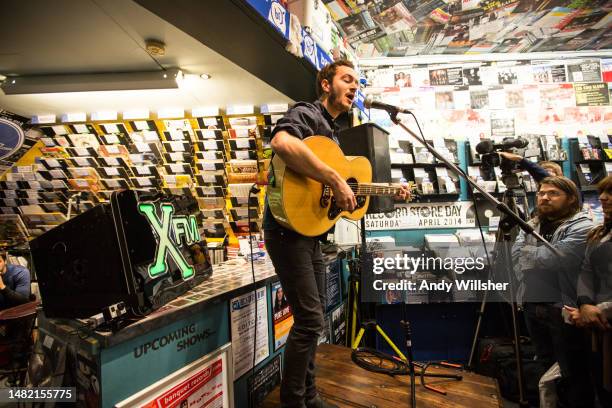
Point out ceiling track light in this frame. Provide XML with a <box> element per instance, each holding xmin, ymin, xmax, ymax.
<box><xmin>0</xmin><ymin>68</ymin><xmax>182</xmax><ymax>95</ymax></box>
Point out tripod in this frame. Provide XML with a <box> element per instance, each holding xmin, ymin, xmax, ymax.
<box><xmin>347</xmin><ymin>218</ymin><xmax>462</xmax><ymax>408</ymax></box>
<box><xmin>467</xmin><ymin>170</ymin><xmax>530</xmax><ymax>407</ymax></box>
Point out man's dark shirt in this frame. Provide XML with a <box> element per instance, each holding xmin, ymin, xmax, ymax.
<box><xmin>518</xmin><ymin>158</ymin><xmax>551</xmax><ymax>183</ymax></box>
<box><xmin>538</xmin><ymin>218</ymin><xmax>562</xmax><ymax>245</ymax></box>
<box><xmin>525</xmin><ymin>217</ymin><xmax>562</xmax><ymax>303</ymax></box>
<box><xmin>263</xmin><ymin>100</ymin><xmax>340</xmax><ymax>231</ymax></box>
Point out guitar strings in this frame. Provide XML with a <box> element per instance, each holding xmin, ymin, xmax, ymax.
<box><xmin>323</xmin><ymin>183</ymin><xmax>415</xmax><ymax>196</ymax></box>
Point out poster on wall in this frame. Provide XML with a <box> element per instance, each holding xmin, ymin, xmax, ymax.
<box><xmin>505</xmin><ymin>87</ymin><xmax>525</xmax><ymax>108</ymax></box>
<box><xmin>470</xmin><ymin>88</ymin><xmax>489</xmax><ymax>109</ymax></box>
<box><xmin>393</xmin><ymin>67</ymin><xmax>412</xmax><ymax>87</ymax></box>
<box><xmin>271</xmin><ymin>281</ymin><xmax>293</xmax><ymax>351</ymax></box>
<box><xmin>540</xmin><ymin>84</ymin><xmax>575</xmax><ymax>109</ymax></box>
<box><xmin>116</xmin><ymin>343</ymin><xmax>232</xmax><ymax>408</ymax></box>
<box><xmin>491</xmin><ymin>110</ymin><xmax>515</xmax><ymax>138</ymax></box>
<box><xmin>496</xmin><ymin>66</ymin><xmax>519</xmax><ymax>84</ymax></box>
<box><xmin>435</xmin><ymin>91</ymin><xmax>455</xmax><ymax>109</ymax></box>
<box><xmin>575</xmin><ymin>83</ymin><xmax>610</xmax><ymax>106</ymax></box>
<box><xmin>230</xmin><ymin>287</ymin><xmax>269</xmax><ymax>378</ymax></box>
<box><xmin>602</xmin><ymin>59</ymin><xmax>612</xmax><ymax>82</ymax></box>
<box><xmin>247</xmin><ymin>354</ymin><xmax>281</xmax><ymax>408</ymax></box>
<box><xmin>446</xmin><ymin>67</ymin><xmax>464</xmax><ymax>85</ymax></box>
<box><xmin>319</xmin><ymin>315</ymin><xmax>331</xmax><ymax>345</ymax></box>
<box><xmin>325</xmin><ymin>260</ymin><xmax>341</xmax><ymax>312</ymax></box>
<box><xmin>429</xmin><ymin>68</ymin><xmax>449</xmax><ymax>86</ymax></box>
<box><xmin>530</xmin><ymin>63</ymin><xmax>566</xmax><ymax>83</ymax></box>
<box><xmin>567</xmin><ymin>60</ymin><xmax>602</xmax><ymax>83</ymax></box>
<box><xmin>583</xmin><ymin>194</ymin><xmax>605</xmax><ymax>225</ymax></box>
<box><xmin>330</xmin><ymin>303</ymin><xmax>346</xmax><ymax>346</ymax></box>
<box><xmin>463</xmin><ymin>66</ymin><xmax>482</xmax><ymax>85</ymax></box>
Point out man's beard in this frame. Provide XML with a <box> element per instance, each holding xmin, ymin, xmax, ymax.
<box><xmin>538</xmin><ymin>204</ymin><xmax>571</xmax><ymax>220</ymax></box>
<box><xmin>328</xmin><ymin>86</ymin><xmax>347</xmax><ymax>112</ymax></box>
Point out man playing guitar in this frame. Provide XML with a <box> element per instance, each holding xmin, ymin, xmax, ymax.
<box><xmin>263</xmin><ymin>60</ymin><xmax>410</xmax><ymax>408</ymax></box>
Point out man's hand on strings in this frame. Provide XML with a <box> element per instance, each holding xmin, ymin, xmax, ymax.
<box><xmin>395</xmin><ymin>183</ymin><xmax>412</xmax><ymax>202</ymax></box>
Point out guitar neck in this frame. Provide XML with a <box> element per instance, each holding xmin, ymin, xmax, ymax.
<box><xmin>347</xmin><ymin>183</ymin><xmax>411</xmax><ymax>197</ymax></box>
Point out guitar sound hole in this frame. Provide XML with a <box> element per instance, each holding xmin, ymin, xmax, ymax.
<box><xmin>346</xmin><ymin>177</ymin><xmax>366</xmax><ymax>209</ymax></box>
<box><xmin>327</xmin><ymin>177</ymin><xmax>365</xmax><ymax>220</ymax></box>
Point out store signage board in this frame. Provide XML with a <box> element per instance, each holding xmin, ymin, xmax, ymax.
<box><xmin>302</xmin><ymin>30</ymin><xmax>318</xmax><ymax>67</ymax></box>
<box><xmin>138</xmin><ymin>201</ymin><xmax>201</xmax><ymax>279</ymax></box>
<box><xmin>365</xmin><ymin>201</ymin><xmax>489</xmax><ymax>230</ymax></box>
<box><xmin>0</xmin><ymin>117</ymin><xmax>25</xmax><ymax>160</ymax></box>
<box><xmin>268</xmin><ymin>0</ymin><xmax>289</xmax><ymax>38</ymax></box>
<box><xmin>317</xmin><ymin>45</ymin><xmax>333</xmax><ymax>71</ymax></box>
<box><xmin>244</xmin><ymin>0</ymin><xmax>289</xmax><ymax>39</ymax></box>
<box><xmin>115</xmin><ymin>342</ymin><xmax>233</xmax><ymax>408</ymax></box>
<box><xmin>103</xmin><ymin>302</ymin><xmax>230</xmax><ymax>407</ymax></box>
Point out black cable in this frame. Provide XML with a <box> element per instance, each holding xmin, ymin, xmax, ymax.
<box><xmin>407</xmin><ymin>111</ymin><xmax>471</xmax><ymax>180</ymax></box>
<box><xmin>467</xmin><ymin>183</ymin><xmax>494</xmax><ymax>285</ymax></box>
<box><xmin>67</xmin><ymin>320</ymin><xmax>95</xmax><ymax>340</ymax></box>
<box><xmin>404</xmin><ymin>110</ymin><xmax>498</xmax><ymax>361</ymax></box>
<box><xmin>404</xmin><ymin>110</ymin><xmax>493</xmax><ymax>287</ymax></box>
<box><xmin>247</xmin><ymin>183</ymin><xmax>260</xmax><ymax>407</ymax></box>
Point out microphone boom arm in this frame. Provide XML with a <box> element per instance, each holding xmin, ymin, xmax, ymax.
<box><xmin>388</xmin><ymin>111</ymin><xmax>561</xmax><ymax>257</ymax></box>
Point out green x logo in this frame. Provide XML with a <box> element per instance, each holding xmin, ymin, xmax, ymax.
<box><xmin>138</xmin><ymin>202</ymin><xmax>195</xmax><ymax>279</ymax></box>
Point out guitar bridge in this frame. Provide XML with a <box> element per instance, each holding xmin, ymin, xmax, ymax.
<box><xmin>328</xmin><ymin>198</ymin><xmax>342</xmax><ymax>220</ymax></box>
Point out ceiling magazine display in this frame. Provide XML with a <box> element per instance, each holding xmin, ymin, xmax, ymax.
<box><xmin>325</xmin><ymin>0</ymin><xmax>611</xmax><ymax>58</ymax></box>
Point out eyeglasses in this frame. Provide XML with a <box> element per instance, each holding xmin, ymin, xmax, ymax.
<box><xmin>536</xmin><ymin>190</ymin><xmax>565</xmax><ymax>198</ymax></box>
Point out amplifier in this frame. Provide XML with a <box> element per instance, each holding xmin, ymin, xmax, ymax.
<box><xmin>337</xmin><ymin>123</ymin><xmax>393</xmax><ymax>214</ymax></box>
<box><xmin>30</xmin><ymin>190</ymin><xmax>212</xmax><ymax>318</ymax></box>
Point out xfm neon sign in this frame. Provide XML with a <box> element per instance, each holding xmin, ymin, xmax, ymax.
<box><xmin>138</xmin><ymin>202</ymin><xmax>201</xmax><ymax>279</ymax></box>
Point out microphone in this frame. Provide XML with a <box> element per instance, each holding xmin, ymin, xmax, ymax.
<box><xmin>364</xmin><ymin>95</ymin><xmax>412</xmax><ymax>114</ymax></box>
<box><xmin>475</xmin><ymin>138</ymin><xmax>529</xmax><ymax>154</ymax></box>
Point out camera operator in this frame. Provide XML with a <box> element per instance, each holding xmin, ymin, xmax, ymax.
<box><xmin>498</xmin><ymin>151</ymin><xmax>563</xmax><ymax>182</ymax></box>
<box><xmin>512</xmin><ymin>177</ymin><xmax>594</xmax><ymax>407</ymax></box>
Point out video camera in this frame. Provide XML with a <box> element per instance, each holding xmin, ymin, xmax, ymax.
<box><xmin>475</xmin><ymin>138</ymin><xmax>529</xmax><ymax>181</ymax></box>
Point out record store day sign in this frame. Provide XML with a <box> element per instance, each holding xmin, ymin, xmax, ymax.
<box><xmin>365</xmin><ymin>202</ymin><xmax>477</xmax><ymax>230</ymax></box>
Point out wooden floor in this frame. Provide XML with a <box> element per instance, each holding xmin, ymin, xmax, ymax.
<box><xmin>262</xmin><ymin>344</ymin><xmax>502</xmax><ymax>408</ymax></box>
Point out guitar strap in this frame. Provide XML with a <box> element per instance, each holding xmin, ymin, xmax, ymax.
<box><xmin>268</xmin><ymin>154</ymin><xmax>276</xmax><ymax>187</ymax></box>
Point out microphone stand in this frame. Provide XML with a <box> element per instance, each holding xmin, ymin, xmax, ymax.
<box><xmin>386</xmin><ymin>109</ymin><xmax>560</xmax><ymax>408</ymax></box>
<box><xmin>387</xmin><ymin>110</ymin><xmax>559</xmax><ymax>256</ymax></box>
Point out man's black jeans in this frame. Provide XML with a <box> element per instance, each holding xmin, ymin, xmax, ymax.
<box><xmin>523</xmin><ymin>303</ymin><xmax>594</xmax><ymax>408</ymax></box>
<box><xmin>265</xmin><ymin>228</ymin><xmax>326</xmax><ymax>408</ymax></box>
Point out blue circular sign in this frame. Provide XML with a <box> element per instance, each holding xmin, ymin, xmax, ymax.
<box><xmin>0</xmin><ymin>118</ymin><xmax>24</xmax><ymax>160</ymax></box>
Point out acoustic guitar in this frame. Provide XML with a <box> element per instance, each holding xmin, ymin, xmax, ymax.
<box><xmin>267</xmin><ymin>135</ymin><xmax>414</xmax><ymax>237</ymax></box>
